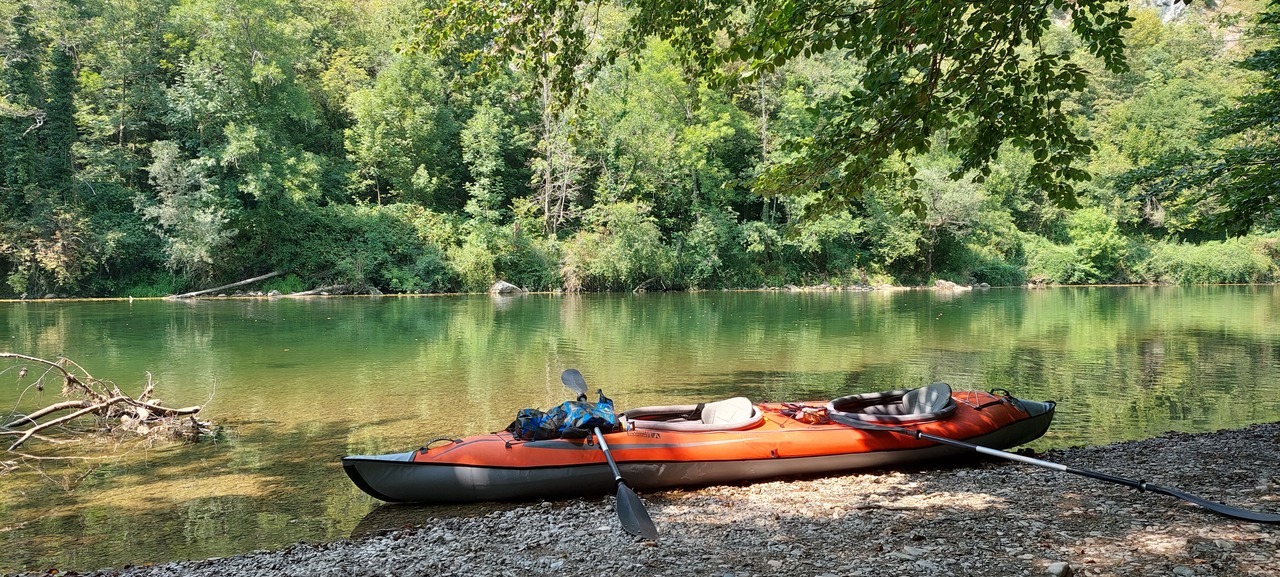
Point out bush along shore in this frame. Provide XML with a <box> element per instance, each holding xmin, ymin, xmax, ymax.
<box><xmin>31</xmin><ymin>422</ymin><xmax>1278</xmax><ymax>577</ymax></box>
<box><xmin>7</xmin><ymin>226</ymin><xmax>1280</xmax><ymax>301</ymax></box>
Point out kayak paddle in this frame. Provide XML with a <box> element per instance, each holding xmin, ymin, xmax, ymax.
<box><xmin>559</xmin><ymin>369</ymin><xmax>659</xmax><ymax>539</ymax></box>
<box><xmin>828</xmin><ymin>413</ymin><xmax>1280</xmax><ymax>524</ymax></box>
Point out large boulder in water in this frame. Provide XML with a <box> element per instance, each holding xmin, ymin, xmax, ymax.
<box><xmin>489</xmin><ymin>280</ymin><xmax>523</xmax><ymax>295</ymax></box>
<box><xmin>933</xmin><ymin>279</ymin><xmax>971</xmax><ymax>291</ymax></box>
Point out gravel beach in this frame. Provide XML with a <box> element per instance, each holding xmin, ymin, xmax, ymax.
<box><xmin>43</xmin><ymin>422</ymin><xmax>1280</xmax><ymax>577</ymax></box>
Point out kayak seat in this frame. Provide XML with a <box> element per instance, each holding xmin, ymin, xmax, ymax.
<box><xmin>903</xmin><ymin>382</ymin><xmax>954</xmax><ymax>414</ymax></box>
<box><xmin>622</xmin><ymin>397</ymin><xmax>764</xmax><ymax>432</ymax></box>
<box><xmin>825</xmin><ymin>382</ymin><xmax>957</xmax><ymax>425</ymax></box>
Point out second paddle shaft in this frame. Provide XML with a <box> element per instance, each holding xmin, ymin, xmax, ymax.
<box><xmin>593</xmin><ymin>427</ymin><xmax>625</xmax><ymax>481</ymax></box>
<box><xmin>914</xmin><ymin>429</ymin><xmax>1149</xmax><ymax>491</ymax></box>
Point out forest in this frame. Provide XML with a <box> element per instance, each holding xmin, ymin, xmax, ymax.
<box><xmin>1</xmin><ymin>0</ymin><xmax>1279</xmax><ymax>297</ymax></box>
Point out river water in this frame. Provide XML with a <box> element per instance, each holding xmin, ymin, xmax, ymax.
<box><xmin>1</xmin><ymin>287</ymin><xmax>1278</xmax><ymax>572</ymax></box>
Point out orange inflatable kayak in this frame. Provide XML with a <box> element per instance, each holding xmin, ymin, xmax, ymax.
<box><xmin>343</xmin><ymin>386</ymin><xmax>1054</xmax><ymax>503</ymax></box>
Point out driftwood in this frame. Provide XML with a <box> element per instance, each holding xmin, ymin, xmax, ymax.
<box><xmin>168</xmin><ymin>270</ymin><xmax>284</xmax><ymax>299</ymax></box>
<box><xmin>1</xmin><ymin>353</ymin><xmax>210</xmax><ymax>453</ymax></box>
<box><xmin>285</xmin><ymin>284</ymin><xmax>351</xmax><ymax>297</ymax></box>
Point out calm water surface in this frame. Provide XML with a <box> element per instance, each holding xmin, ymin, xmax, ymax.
<box><xmin>1</xmin><ymin>287</ymin><xmax>1278</xmax><ymax>571</ymax></box>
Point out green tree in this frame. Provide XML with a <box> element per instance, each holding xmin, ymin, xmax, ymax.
<box><xmin>1065</xmin><ymin>206</ymin><xmax>1131</xmax><ymax>282</ymax></box>
<box><xmin>163</xmin><ymin>0</ymin><xmax>353</xmax><ymax>277</ymax></box>
<box><xmin>1125</xmin><ymin>0</ymin><xmax>1280</xmax><ymax>236</ymax></box>
<box><xmin>914</xmin><ymin>153</ymin><xmax>989</xmax><ymax>276</ymax></box>
<box><xmin>579</xmin><ymin>40</ymin><xmax>755</xmax><ymax>234</ymax></box>
<box><xmin>345</xmin><ymin>51</ymin><xmax>463</xmax><ymax>207</ymax></box>
<box><xmin>1</xmin><ymin>3</ymin><xmax>102</xmax><ymax>295</ymax></box>
<box><xmin>1</xmin><ymin>3</ymin><xmax>44</xmax><ymax>208</ymax></box>
<box><xmin>460</xmin><ymin>102</ymin><xmax>519</xmax><ymax>223</ymax></box>
<box><xmin>427</xmin><ymin>0</ymin><xmax>1134</xmax><ymax>214</ymax></box>
<box><xmin>76</xmin><ymin>0</ymin><xmax>180</xmax><ymax>189</ymax></box>
<box><xmin>673</xmin><ymin>204</ymin><xmax>750</xmax><ymax>288</ymax></box>
<box><xmin>137</xmin><ymin>141</ymin><xmax>235</xmax><ymax>280</ymax></box>
<box><xmin>42</xmin><ymin>44</ymin><xmax>77</xmax><ymax>193</ymax></box>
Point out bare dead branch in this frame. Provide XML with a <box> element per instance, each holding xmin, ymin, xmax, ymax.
<box><xmin>139</xmin><ymin>372</ymin><xmax>155</xmax><ymax>403</ymax></box>
<box><xmin>3</xmin><ymin>353</ymin><xmax>213</xmax><ymax>457</ymax></box>
<box><xmin>1</xmin><ymin>353</ymin><xmax>101</xmax><ymax>400</ymax></box>
<box><xmin>8</xmin><ymin>396</ymin><xmax>128</xmax><ymax>450</ymax></box>
<box><xmin>3</xmin><ymin>400</ymin><xmax>93</xmax><ymax>428</ymax></box>
<box><xmin>0</xmin><ymin>430</ymin><xmax>71</xmax><ymax>443</ymax></box>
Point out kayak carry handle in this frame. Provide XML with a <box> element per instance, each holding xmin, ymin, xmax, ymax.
<box><xmin>418</xmin><ymin>437</ymin><xmax>462</xmax><ymax>452</ymax></box>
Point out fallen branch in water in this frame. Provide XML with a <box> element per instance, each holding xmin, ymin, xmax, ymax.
<box><xmin>1</xmin><ymin>353</ymin><xmax>213</xmax><ymax>454</ymax></box>
<box><xmin>167</xmin><ymin>270</ymin><xmax>283</xmax><ymax>299</ymax></box>
<box><xmin>285</xmin><ymin>284</ymin><xmax>351</xmax><ymax>296</ymax></box>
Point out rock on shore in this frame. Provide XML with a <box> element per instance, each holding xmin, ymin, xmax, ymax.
<box><xmin>57</xmin><ymin>423</ymin><xmax>1280</xmax><ymax>577</ymax></box>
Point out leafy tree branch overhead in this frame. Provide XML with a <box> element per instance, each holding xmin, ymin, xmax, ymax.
<box><xmin>1122</xmin><ymin>0</ymin><xmax>1280</xmax><ymax>237</ymax></box>
<box><xmin>421</xmin><ymin>0</ymin><xmax>1143</xmax><ymax>216</ymax></box>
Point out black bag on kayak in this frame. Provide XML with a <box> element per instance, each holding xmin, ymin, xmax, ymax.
<box><xmin>505</xmin><ymin>390</ymin><xmax>619</xmax><ymax>440</ymax></box>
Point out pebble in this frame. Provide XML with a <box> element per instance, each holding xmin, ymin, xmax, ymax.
<box><xmin>21</xmin><ymin>422</ymin><xmax>1278</xmax><ymax>577</ymax></box>
<box><xmin>1047</xmin><ymin>561</ymin><xmax>1073</xmax><ymax>577</ymax></box>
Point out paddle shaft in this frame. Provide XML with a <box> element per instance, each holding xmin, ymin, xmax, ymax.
<box><xmin>913</xmin><ymin>428</ymin><xmax>1146</xmax><ymax>490</ymax></box>
<box><xmin>593</xmin><ymin>427</ymin><xmax>626</xmax><ymax>482</ymax></box>
<box><xmin>861</xmin><ymin>420</ymin><xmax>1280</xmax><ymax>523</ymax></box>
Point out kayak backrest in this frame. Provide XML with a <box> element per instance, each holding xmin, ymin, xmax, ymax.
<box><xmin>902</xmin><ymin>382</ymin><xmax>953</xmax><ymax>415</ymax></box>
<box><xmin>701</xmin><ymin>397</ymin><xmax>755</xmax><ymax>425</ymax></box>
<box><xmin>826</xmin><ymin>382</ymin><xmax>957</xmax><ymax>425</ymax></box>
<box><xmin>622</xmin><ymin>398</ymin><xmax>764</xmax><ymax>431</ymax></box>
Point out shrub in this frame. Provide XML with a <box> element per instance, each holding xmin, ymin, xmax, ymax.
<box><xmin>121</xmin><ymin>273</ymin><xmax>185</xmax><ymax>297</ymax></box>
<box><xmin>1021</xmin><ymin>206</ymin><xmax>1143</xmax><ymax>284</ymax></box>
<box><xmin>387</xmin><ymin>250</ymin><xmax>455</xmax><ymax>293</ymax></box>
<box><xmin>1023</xmin><ymin>233</ymin><xmax>1089</xmax><ymax>284</ymax></box>
<box><xmin>561</xmin><ymin>201</ymin><xmax>672</xmax><ymax>291</ymax></box>
<box><xmin>497</xmin><ymin>234</ymin><xmax>561</xmax><ymax>291</ymax></box>
<box><xmin>449</xmin><ymin>231</ymin><xmax>498</xmax><ymax>292</ymax></box>
<box><xmin>286</xmin><ymin>203</ymin><xmax>460</xmax><ymax>293</ymax></box>
<box><xmin>674</xmin><ymin>206</ymin><xmax>754</xmax><ymax>289</ymax></box>
<box><xmin>261</xmin><ymin>274</ymin><xmax>307</xmax><ymax>295</ymax></box>
<box><xmin>738</xmin><ymin>220</ymin><xmax>785</xmax><ymax>285</ymax></box>
<box><xmin>1066</xmin><ymin>207</ymin><xmax>1131</xmax><ymax>283</ymax></box>
<box><xmin>447</xmin><ymin>218</ymin><xmax>561</xmax><ymax>292</ymax></box>
<box><xmin>1136</xmin><ymin>237</ymin><xmax>1279</xmax><ymax>284</ymax></box>
<box><xmin>969</xmin><ymin>260</ymin><xmax>1027</xmax><ymax>286</ymax></box>
<box><xmin>787</xmin><ymin>210</ymin><xmax>868</xmax><ymax>280</ymax></box>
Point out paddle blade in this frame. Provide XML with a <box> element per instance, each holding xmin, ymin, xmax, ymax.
<box><xmin>614</xmin><ymin>482</ymin><xmax>658</xmax><ymax>539</ymax></box>
<box><xmin>560</xmin><ymin>368</ymin><xmax>588</xmax><ymax>396</ymax></box>
<box><xmin>1148</xmin><ymin>484</ymin><xmax>1280</xmax><ymax>523</ymax></box>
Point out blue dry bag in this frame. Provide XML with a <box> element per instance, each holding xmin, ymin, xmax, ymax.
<box><xmin>505</xmin><ymin>390</ymin><xmax>619</xmax><ymax>440</ymax></box>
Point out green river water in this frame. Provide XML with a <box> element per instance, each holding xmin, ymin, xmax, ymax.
<box><xmin>1</xmin><ymin>287</ymin><xmax>1278</xmax><ymax>572</ymax></box>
